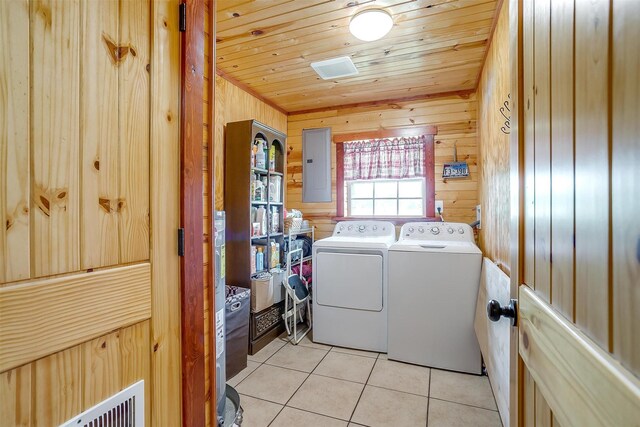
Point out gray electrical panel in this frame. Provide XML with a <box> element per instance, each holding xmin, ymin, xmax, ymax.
<box><xmin>302</xmin><ymin>127</ymin><xmax>332</xmax><ymax>203</ymax></box>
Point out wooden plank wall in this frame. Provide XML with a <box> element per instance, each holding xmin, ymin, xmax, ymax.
<box><xmin>0</xmin><ymin>0</ymin><xmax>182</xmax><ymax>425</ymax></box>
<box><xmin>286</xmin><ymin>94</ymin><xmax>478</xmax><ymax>239</ymax></box>
<box><xmin>203</xmin><ymin>2</ymin><xmax>287</xmax><ymax>419</ymax></box>
<box><xmin>477</xmin><ymin>2</ymin><xmax>511</xmax><ymax>273</ymax></box>
<box><xmin>519</xmin><ymin>0</ymin><xmax>640</xmax><ymax>424</ymax></box>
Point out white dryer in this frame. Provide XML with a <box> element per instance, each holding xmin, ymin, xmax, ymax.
<box><xmin>388</xmin><ymin>222</ymin><xmax>482</xmax><ymax>374</ymax></box>
<box><xmin>312</xmin><ymin>221</ymin><xmax>396</xmax><ymax>352</ymax></box>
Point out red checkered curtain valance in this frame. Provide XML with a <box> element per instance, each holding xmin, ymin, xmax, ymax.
<box><xmin>343</xmin><ymin>135</ymin><xmax>427</xmax><ymax>180</ymax></box>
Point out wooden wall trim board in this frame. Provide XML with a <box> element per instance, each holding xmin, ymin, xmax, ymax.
<box><xmin>180</xmin><ymin>0</ymin><xmax>206</xmax><ymax>426</ymax></box>
<box><xmin>0</xmin><ymin>263</ymin><xmax>151</xmax><ymax>373</ymax></box>
<box><xmin>331</xmin><ymin>126</ymin><xmax>438</xmax><ymax>143</ymax></box>
<box><xmin>288</xmin><ymin>90</ymin><xmax>475</xmax><ymax>116</ymax></box>
<box><xmin>519</xmin><ymin>286</ymin><xmax>640</xmax><ymax>427</ymax></box>
<box><xmin>207</xmin><ymin>1</ymin><xmax>217</xmax><ymax>426</ymax></box>
<box><xmin>216</xmin><ymin>68</ymin><xmax>287</xmax><ymax>115</ymax></box>
<box><xmin>508</xmin><ymin>0</ymin><xmax>523</xmax><ymax>426</ymax></box>
<box><xmin>150</xmin><ymin>1</ymin><xmax>183</xmax><ymax>425</ymax></box>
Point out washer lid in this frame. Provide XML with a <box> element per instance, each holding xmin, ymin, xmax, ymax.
<box><xmin>314</xmin><ymin>235</ymin><xmax>395</xmax><ymax>249</ymax></box>
<box><xmin>390</xmin><ymin>239</ymin><xmax>481</xmax><ymax>255</ymax></box>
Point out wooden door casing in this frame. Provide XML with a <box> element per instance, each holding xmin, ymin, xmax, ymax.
<box><xmin>514</xmin><ymin>0</ymin><xmax>640</xmax><ymax>425</ymax></box>
<box><xmin>0</xmin><ymin>0</ymin><xmax>182</xmax><ymax>425</ymax></box>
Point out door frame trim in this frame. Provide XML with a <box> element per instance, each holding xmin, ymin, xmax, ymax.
<box><xmin>180</xmin><ymin>0</ymin><xmax>206</xmax><ymax>426</ymax></box>
<box><xmin>509</xmin><ymin>0</ymin><xmax>524</xmax><ymax>425</ymax></box>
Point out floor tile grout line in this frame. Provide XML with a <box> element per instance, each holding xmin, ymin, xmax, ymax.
<box><xmin>426</xmin><ymin>368</ymin><xmax>432</xmax><ymax>427</ymax></box>
<box><xmin>428</xmin><ymin>396</ymin><xmax>500</xmax><ymax>413</ymax></box>
<box><xmin>347</xmin><ymin>353</ymin><xmax>379</xmax><ymax>424</ymax></box>
<box><xmin>266</xmin><ymin>344</ymin><xmax>335</xmax><ymax>427</ymax></box>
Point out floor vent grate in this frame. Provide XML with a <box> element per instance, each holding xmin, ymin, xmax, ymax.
<box><xmin>60</xmin><ymin>380</ymin><xmax>144</xmax><ymax>427</ymax></box>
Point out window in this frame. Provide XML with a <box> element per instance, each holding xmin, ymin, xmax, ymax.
<box><xmin>345</xmin><ymin>178</ymin><xmax>425</xmax><ymax>217</ymax></box>
<box><xmin>334</xmin><ymin>127</ymin><xmax>437</xmax><ymax>220</ymax></box>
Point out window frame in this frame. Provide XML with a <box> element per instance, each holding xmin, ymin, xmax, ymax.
<box><xmin>345</xmin><ymin>178</ymin><xmax>427</xmax><ymax>217</ymax></box>
<box><xmin>334</xmin><ymin>126</ymin><xmax>437</xmax><ymax>223</ymax></box>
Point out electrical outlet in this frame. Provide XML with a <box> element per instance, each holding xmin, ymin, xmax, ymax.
<box><xmin>476</xmin><ymin>205</ymin><xmax>482</xmax><ymax>229</ymax></box>
<box><xmin>435</xmin><ymin>200</ymin><xmax>444</xmax><ymax>215</ymax></box>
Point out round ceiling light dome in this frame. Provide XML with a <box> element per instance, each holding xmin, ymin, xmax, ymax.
<box><xmin>349</xmin><ymin>9</ymin><xmax>393</xmax><ymax>42</ymax></box>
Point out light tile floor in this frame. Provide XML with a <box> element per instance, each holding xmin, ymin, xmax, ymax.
<box><xmin>231</xmin><ymin>333</ymin><xmax>502</xmax><ymax>427</ymax></box>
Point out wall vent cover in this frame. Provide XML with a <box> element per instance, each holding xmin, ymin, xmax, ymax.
<box><xmin>61</xmin><ymin>380</ymin><xmax>144</xmax><ymax>427</ymax></box>
<box><xmin>310</xmin><ymin>56</ymin><xmax>359</xmax><ymax>79</ymax></box>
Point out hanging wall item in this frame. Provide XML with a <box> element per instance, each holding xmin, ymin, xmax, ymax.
<box><xmin>500</xmin><ymin>93</ymin><xmax>511</xmax><ymax>134</ymax></box>
<box><xmin>442</xmin><ymin>143</ymin><xmax>470</xmax><ymax>178</ymax></box>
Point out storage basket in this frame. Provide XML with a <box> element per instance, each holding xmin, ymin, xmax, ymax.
<box><xmin>284</xmin><ymin>217</ymin><xmax>303</xmax><ymax>233</ymax></box>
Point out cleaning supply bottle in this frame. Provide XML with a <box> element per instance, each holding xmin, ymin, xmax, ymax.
<box><xmin>256</xmin><ymin>247</ymin><xmax>264</xmax><ymax>271</ymax></box>
<box><xmin>255</xmin><ymin>140</ymin><xmax>266</xmax><ymax>169</ymax></box>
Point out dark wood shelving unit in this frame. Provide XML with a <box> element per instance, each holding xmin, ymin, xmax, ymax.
<box><xmin>225</xmin><ymin>119</ymin><xmax>287</xmax><ymax>354</ymax></box>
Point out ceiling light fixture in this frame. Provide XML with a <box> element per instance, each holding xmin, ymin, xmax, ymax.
<box><xmin>349</xmin><ymin>9</ymin><xmax>393</xmax><ymax>42</ymax></box>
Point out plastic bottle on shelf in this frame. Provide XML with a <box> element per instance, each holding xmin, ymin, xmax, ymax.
<box><xmin>269</xmin><ymin>144</ymin><xmax>276</xmax><ymax>171</ymax></box>
<box><xmin>250</xmin><ymin>246</ymin><xmax>257</xmax><ymax>274</ymax></box>
<box><xmin>255</xmin><ymin>140</ymin><xmax>266</xmax><ymax>169</ymax></box>
<box><xmin>271</xmin><ymin>206</ymin><xmax>279</xmax><ymax>233</ymax></box>
<box><xmin>256</xmin><ymin>206</ymin><xmax>266</xmax><ymax>235</ymax></box>
<box><xmin>256</xmin><ymin>247</ymin><xmax>264</xmax><ymax>271</ymax></box>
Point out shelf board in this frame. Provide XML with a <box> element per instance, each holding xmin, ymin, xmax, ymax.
<box><xmin>270</xmin><ymin>171</ymin><xmax>284</xmax><ymax>176</ymax></box>
<box><xmin>270</xmin><ymin>232</ymin><xmax>283</xmax><ymax>238</ymax></box>
<box><xmin>251</xmin><ymin>167</ymin><xmax>268</xmax><ymax>174</ymax></box>
<box><xmin>251</xmin><ymin>200</ymin><xmax>268</xmax><ymax>205</ymax></box>
<box><xmin>287</xmin><ymin>227</ymin><xmax>314</xmax><ymax>236</ymax></box>
<box><xmin>269</xmin><ymin>202</ymin><xmax>283</xmax><ymax>206</ymax></box>
<box><xmin>251</xmin><ymin>235</ymin><xmax>268</xmax><ymax>240</ymax></box>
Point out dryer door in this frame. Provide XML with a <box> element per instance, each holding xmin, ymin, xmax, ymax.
<box><xmin>315</xmin><ymin>252</ymin><xmax>383</xmax><ymax>311</ymax></box>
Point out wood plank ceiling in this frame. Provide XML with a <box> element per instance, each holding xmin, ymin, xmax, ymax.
<box><xmin>215</xmin><ymin>0</ymin><xmax>500</xmax><ymax>113</ymax></box>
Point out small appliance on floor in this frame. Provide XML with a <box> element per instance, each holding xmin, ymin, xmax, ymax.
<box><xmin>312</xmin><ymin>221</ymin><xmax>396</xmax><ymax>352</ymax></box>
<box><xmin>215</xmin><ymin>211</ymin><xmax>243</xmax><ymax>425</ymax></box>
<box><xmin>388</xmin><ymin>222</ymin><xmax>483</xmax><ymax>374</ymax></box>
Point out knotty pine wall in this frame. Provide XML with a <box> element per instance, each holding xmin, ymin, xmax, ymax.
<box><xmin>203</xmin><ymin>3</ymin><xmax>287</xmax><ymax>420</ymax></box>
<box><xmin>286</xmin><ymin>94</ymin><xmax>478</xmax><ymax>239</ymax></box>
<box><xmin>477</xmin><ymin>2</ymin><xmax>510</xmax><ymax>273</ymax></box>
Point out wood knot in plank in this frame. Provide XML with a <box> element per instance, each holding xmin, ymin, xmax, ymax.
<box><xmin>99</xmin><ymin>197</ymin><xmax>125</xmax><ymax>214</ymax></box>
<box><xmin>102</xmin><ymin>33</ymin><xmax>134</xmax><ymax>65</ymax></box>
<box><xmin>522</xmin><ymin>331</ymin><xmax>529</xmax><ymax>349</ymax></box>
<box><xmin>6</xmin><ymin>217</ymin><xmax>13</xmax><ymax>231</ymax></box>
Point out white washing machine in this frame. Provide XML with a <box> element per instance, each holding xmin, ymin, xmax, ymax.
<box><xmin>312</xmin><ymin>221</ymin><xmax>396</xmax><ymax>352</ymax></box>
<box><xmin>388</xmin><ymin>222</ymin><xmax>482</xmax><ymax>374</ymax></box>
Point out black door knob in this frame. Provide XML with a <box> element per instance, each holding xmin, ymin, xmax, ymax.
<box><xmin>487</xmin><ymin>299</ymin><xmax>518</xmax><ymax>326</ymax></box>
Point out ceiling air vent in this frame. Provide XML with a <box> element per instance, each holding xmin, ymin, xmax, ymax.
<box><xmin>310</xmin><ymin>56</ymin><xmax>359</xmax><ymax>80</ymax></box>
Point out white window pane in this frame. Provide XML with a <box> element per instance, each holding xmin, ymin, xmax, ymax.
<box><xmin>375</xmin><ymin>181</ymin><xmax>397</xmax><ymax>198</ymax></box>
<box><xmin>351</xmin><ymin>199</ymin><xmax>373</xmax><ymax>216</ymax></box>
<box><xmin>350</xmin><ymin>181</ymin><xmax>373</xmax><ymax>198</ymax></box>
<box><xmin>399</xmin><ymin>179</ymin><xmax>423</xmax><ymax>198</ymax></box>
<box><xmin>374</xmin><ymin>199</ymin><xmax>397</xmax><ymax>216</ymax></box>
<box><xmin>398</xmin><ymin>199</ymin><xmax>424</xmax><ymax>216</ymax></box>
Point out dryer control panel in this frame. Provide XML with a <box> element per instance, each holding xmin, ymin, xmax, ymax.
<box><xmin>333</xmin><ymin>220</ymin><xmax>396</xmax><ymax>238</ymax></box>
<box><xmin>399</xmin><ymin>222</ymin><xmax>475</xmax><ymax>242</ymax></box>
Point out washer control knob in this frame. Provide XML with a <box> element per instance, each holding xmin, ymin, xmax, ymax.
<box><xmin>358</xmin><ymin>225</ymin><xmax>366</xmax><ymax>232</ymax></box>
<box><xmin>372</xmin><ymin>225</ymin><xmax>378</xmax><ymax>231</ymax></box>
<box><xmin>447</xmin><ymin>228</ymin><xmax>454</xmax><ymax>234</ymax></box>
<box><xmin>431</xmin><ymin>226</ymin><xmax>440</xmax><ymax>235</ymax></box>
<box><xmin>339</xmin><ymin>226</ymin><xmax>344</xmax><ymax>231</ymax></box>
<box><xmin>418</xmin><ymin>227</ymin><xmax>425</xmax><ymax>233</ymax></box>
<box><xmin>458</xmin><ymin>228</ymin><xmax>465</xmax><ymax>234</ymax></box>
<box><xmin>408</xmin><ymin>227</ymin><xmax>415</xmax><ymax>233</ymax></box>
<box><xmin>348</xmin><ymin>225</ymin><xmax>353</xmax><ymax>231</ymax></box>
